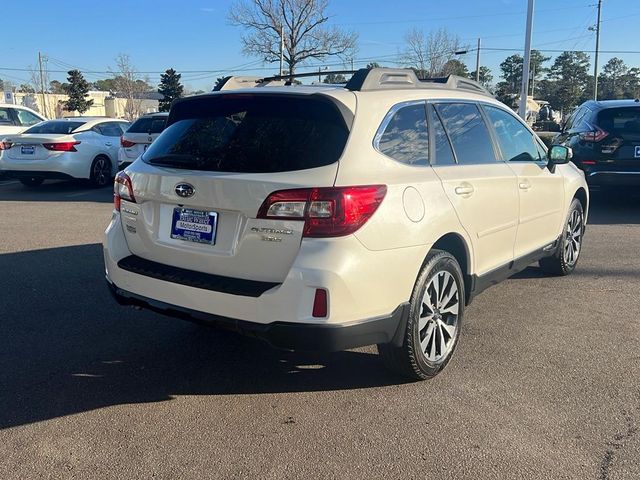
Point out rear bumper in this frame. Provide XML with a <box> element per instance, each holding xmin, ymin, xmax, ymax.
<box><xmin>586</xmin><ymin>170</ymin><xmax>640</xmax><ymax>186</ymax></box>
<box><xmin>0</xmin><ymin>151</ymin><xmax>93</xmax><ymax>179</ymax></box>
<box><xmin>107</xmin><ymin>279</ymin><xmax>409</xmax><ymax>352</ymax></box>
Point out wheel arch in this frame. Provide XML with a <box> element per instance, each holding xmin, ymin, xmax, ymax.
<box><xmin>573</xmin><ymin>187</ymin><xmax>589</xmax><ymax>219</ymax></box>
<box><xmin>430</xmin><ymin>232</ymin><xmax>473</xmax><ymax>305</ymax></box>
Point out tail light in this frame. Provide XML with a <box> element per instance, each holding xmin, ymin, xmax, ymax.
<box><xmin>114</xmin><ymin>171</ymin><xmax>136</xmax><ymax>211</ymax></box>
<box><xmin>0</xmin><ymin>141</ymin><xmax>12</xmax><ymax>150</ymax></box>
<box><xmin>43</xmin><ymin>141</ymin><xmax>80</xmax><ymax>152</ymax></box>
<box><xmin>579</xmin><ymin>127</ymin><xmax>608</xmax><ymax>143</ymax></box>
<box><xmin>581</xmin><ymin>160</ymin><xmax>597</xmax><ymax>165</ymax></box>
<box><xmin>257</xmin><ymin>185</ymin><xmax>387</xmax><ymax>238</ymax></box>
<box><xmin>120</xmin><ymin>137</ymin><xmax>136</xmax><ymax>148</ymax></box>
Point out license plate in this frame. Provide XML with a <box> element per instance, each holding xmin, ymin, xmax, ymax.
<box><xmin>171</xmin><ymin>208</ymin><xmax>217</xmax><ymax>245</ymax></box>
<box><xmin>635</xmin><ymin>146</ymin><xmax>640</xmax><ymax>158</ymax></box>
<box><xmin>21</xmin><ymin>146</ymin><xmax>35</xmax><ymax>155</ymax></box>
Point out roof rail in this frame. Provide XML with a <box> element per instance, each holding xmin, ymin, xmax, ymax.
<box><xmin>345</xmin><ymin>68</ymin><xmax>492</xmax><ymax>96</ymax></box>
<box><xmin>213</xmin><ymin>75</ymin><xmax>286</xmax><ymax>91</ymax></box>
<box><xmin>259</xmin><ymin>70</ymin><xmax>357</xmax><ymax>84</ymax></box>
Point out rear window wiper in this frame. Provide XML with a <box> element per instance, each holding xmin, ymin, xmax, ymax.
<box><xmin>144</xmin><ymin>153</ymin><xmax>200</xmax><ymax>167</ymax></box>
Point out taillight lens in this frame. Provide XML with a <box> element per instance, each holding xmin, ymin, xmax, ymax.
<box><xmin>257</xmin><ymin>185</ymin><xmax>387</xmax><ymax>238</ymax></box>
<box><xmin>0</xmin><ymin>141</ymin><xmax>12</xmax><ymax>150</ymax></box>
<box><xmin>579</xmin><ymin>127</ymin><xmax>609</xmax><ymax>143</ymax></box>
<box><xmin>43</xmin><ymin>141</ymin><xmax>80</xmax><ymax>152</ymax></box>
<box><xmin>120</xmin><ymin>137</ymin><xmax>136</xmax><ymax>148</ymax></box>
<box><xmin>114</xmin><ymin>171</ymin><xmax>136</xmax><ymax>211</ymax></box>
<box><xmin>312</xmin><ymin>289</ymin><xmax>328</xmax><ymax>317</ymax></box>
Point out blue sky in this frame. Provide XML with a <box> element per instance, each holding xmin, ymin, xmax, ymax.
<box><xmin>2</xmin><ymin>0</ymin><xmax>639</xmax><ymax>91</ymax></box>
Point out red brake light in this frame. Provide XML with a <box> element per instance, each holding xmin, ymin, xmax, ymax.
<box><xmin>0</xmin><ymin>141</ymin><xmax>12</xmax><ymax>150</ymax></box>
<box><xmin>581</xmin><ymin>160</ymin><xmax>597</xmax><ymax>165</ymax></box>
<box><xmin>579</xmin><ymin>127</ymin><xmax>608</xmax><ymax>143</ymax></box>
<box><xmin>43</xmin><ymin>141</ymin><xmax>80</xmax><ymax>152</ymax></box>
<box><xmin>114</xmin><ymin>171</ymin><xmax>136</xmax><ymax>211</ymax></box>
<box><xmin>120</xmin><ymin>137</ymin><xmax>136</xmax><ymax>148</ymax></box>
<box><xmin>257</xmin><ymin>185</ymin><xmax>387</xmax><ymax>238</ymax></box>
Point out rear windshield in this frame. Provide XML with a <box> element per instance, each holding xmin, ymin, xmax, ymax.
<box><xmin>597</xmin><ymin>107</ymin><xmax>640</xmax><ymax>134</ymax></box>
<box><xmin>24</xmin><ymin>120</ymin><xmax>85</xmax><ymax>134</ymax></box>
<box><xmin>127</xmin><ymin>116</ymin><xmax>167</xmax><ymax>134</ymax></box>
<box><xmin>142</xmin><ymin>95</ymin><xmax>349</xmax><ymax>173</ymax></box>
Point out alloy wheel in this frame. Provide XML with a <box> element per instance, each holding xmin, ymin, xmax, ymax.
<box><xmin>93</xmin><ymin>158</ymin><xmax>110</xmax><ymax>186</ymax></box>
<box><xmin>563</xmin><ymin>209</ymin><xmax>583</xmax><ymax>266</ymax></box>
<box><xmin>418</xmin><ymin>270</ymin><xmax>460</xmax><ymax>363</ymax></box>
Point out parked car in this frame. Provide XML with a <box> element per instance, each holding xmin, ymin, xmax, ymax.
<box><xmin>0</xmin><ymin>104</ymin><xmax>46</xmax><ymax>135</ymax></box>
<box><xmin>104</xmin><ymin>68</ymin><xmax>588</xmax><ymax>380</ymax></box>
<box><xmin>553</xmin><ymin>99</ymin><xmax>640</xmax><ymax>188</ymax></box>
<box><xmin>0</xmin><ymin>117</ymin><xmax>129</xmax><ymax>187</ymax></box>
<box><xmin>118</xmin><ymin>112</ymin><xmax>168</xmax><ymax>169</ymax></box>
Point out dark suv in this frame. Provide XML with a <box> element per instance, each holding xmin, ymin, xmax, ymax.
<box><xmin>554</xmin><ymin>99</ymin><xmax>640</xmax><ymax>187</ymax></box>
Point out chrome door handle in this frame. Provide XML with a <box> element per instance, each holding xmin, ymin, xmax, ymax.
<box><xmin>454</xmin><ymin>184</ymin><xmax>474</xmax><ymax>195</ymax></box>
<box><xmin>519</xmin><ymin>181</ymin><xmax>531</xmax><ymax>190</ymax></box>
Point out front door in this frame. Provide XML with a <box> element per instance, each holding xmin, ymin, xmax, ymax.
<box><xmin>483</xmin><ymin>105</ymin><xmax>565</xmax><ymax>258</ymax></box>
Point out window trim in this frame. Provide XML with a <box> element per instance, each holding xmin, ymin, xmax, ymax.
<box><xmin>372</xmin><ymin>99</ymin><xmax>430</xmax><ymax>167</ymax></box>
<box><xmin>427</xmin><ymin>103</ymin><xmax>458</xmax><ymax>165</ymax></box>
<box><xmin>428</xmin><ymin>99</ymin><xmax>501</xmax><ymax>165</ymax></box>
<box><xmin>480</xmin><ymin>103</ymin><xmax>548</xmax><ymax>165</ymax></box>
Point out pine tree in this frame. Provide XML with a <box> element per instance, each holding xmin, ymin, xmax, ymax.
<box><xmin>62</xmin><ymin>70</ymin><xmax>94</xmax><ymax>114</ymax></box>
<box><xmin>158</xmin><ymin>68</ymin><xmax>184</xmax><ymax>112</ymax></box>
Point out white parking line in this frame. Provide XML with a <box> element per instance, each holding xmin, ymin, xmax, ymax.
<box><xmin>65</xmin><ymin>190</ymin><xmax>95</xmax><ymax>198</ymax></box>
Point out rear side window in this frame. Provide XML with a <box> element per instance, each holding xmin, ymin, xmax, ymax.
<box><xmin>484</xmin><ymin>105</ymin><xmax>542</xmax><ymax>162</ymax></box>
<box><xmin>143</xmin><ymin>95</ymin><xmax>349</xmax><ymax>173</ymax></box>
<box><xmin>16</xmin><ymin>109</ymin><xmax>42</xmax><ymax>127</ymax></box>
<box><xmin>428</xmin><ymin>105</ymin><xmax>456</xmax><ymax>166</ymax></box>
<box><xmin>127</xmin><ymin>116</ymin><xmax>167</xmax><ymax>134</ymax></box>
<box><xmin>597</xmin><ymin>107</ymin><xmax>640</xmax><ymax>134</ymax></box>
<box><xmin>0</xmin><ymin>108</ymin><xmax>14</xmax><ymax>125</ymax></box>
<box><xmin>435</xmin><ymin>103</ymin><xmax>497</xmax><ymax>165</ymax></box>
<box><xmin>24</xmin><ymin>121</ymin><xmax>85</xmax><ymax>134</ymax></box>
<box><xmin>96</xmin><ymin>123</ymin><xmax>124</xmax><ymax>137</ymax></box>
<box><xmin>376</xmin><ymin>102</ymin><xmax>429</xmax><ymax>165</ymax></box>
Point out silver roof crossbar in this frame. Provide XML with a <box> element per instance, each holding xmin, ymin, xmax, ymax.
<box><xmin>214</xmin><ymin>68</ymin><xmax>492</xmax><ymax>96</ymax></box>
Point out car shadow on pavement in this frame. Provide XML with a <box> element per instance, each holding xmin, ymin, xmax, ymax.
<box><xmin>0</xmin><ymin>180</ymin><xmax>113</xmax><ymax>203</ymax></box>
<box><xmin>0</xmin><ymin>244</ymin><xmax>404</xmax><ymax>430</ymax></box>
<box><xmin>587</xmin><ymin>189</ymin><xmax>640</xmax><ymax>225</ymax></box>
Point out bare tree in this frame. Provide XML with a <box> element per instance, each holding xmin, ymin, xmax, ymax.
<box><xmin>229</xmin><ymin>0</ymin><xmax>358</xmax><ymax>76</ymax></box>
<box><xmin>402</xmin><ymin>27</ymin><xmax>461</xmax><ymax>78</ymax></box>
<box><xmin>110</xmin><ymin>54</ymin><xmax>146</xmax><ymax>120</ymax></box>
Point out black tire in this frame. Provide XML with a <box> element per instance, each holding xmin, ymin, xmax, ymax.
<box><xmin>19</xmin><ymin>177</ymin><xmax>44</xmax><ymax>187</ymax></box>
<box><xmin>378</xmin><ymin>249</ymin><xmax>465</xmax><ymax>380</ymax></box>
<box><xmin>90</xmin><ymin>156</ymin><xmax>112</xmax><ymax>188</ymax></box>
<box><xmin>539</xmin><ymin>198</ymin><xmax>584</xmax><ymax>276</ymax></box>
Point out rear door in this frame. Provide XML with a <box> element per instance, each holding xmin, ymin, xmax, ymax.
<box><xmin>483</xmin><ymin>104</ymin><xmax>564</xmax><ymax>257</ymax></box>
<box><xmin>120</xmin><ymin>93</ymin><xmax>352</xmax><ymax>283</ymax></box>
<box><xmin>429</xmin><ymin>102</ymin><xmax>519</xmax><ymax>275</ymax></box>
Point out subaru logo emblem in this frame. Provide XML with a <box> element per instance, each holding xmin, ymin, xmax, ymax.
<box><xmin>175</xmin><ymin>183</ymin><xmax>195</xmax><ymax>198</ymax></box>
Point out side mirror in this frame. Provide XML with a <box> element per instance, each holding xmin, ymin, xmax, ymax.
<box><xmin>547</xmin><ymin>145</ymin><xmax>572</xmax><ymax>167</ymax></box>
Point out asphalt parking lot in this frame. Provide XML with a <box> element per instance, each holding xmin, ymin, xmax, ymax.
<box><xmin>0</xmin><ymin>179</ymin><xmax>638</xmax><ymax>480</ymax></box>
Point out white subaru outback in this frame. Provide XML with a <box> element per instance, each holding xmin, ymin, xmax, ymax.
<box><xmin>104</xmin><ymin>68</ymin><xmax>588</xmax><ymax>380</ymax></box>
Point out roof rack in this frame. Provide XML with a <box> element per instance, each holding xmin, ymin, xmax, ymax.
<box><xmin>215</xmin><ymin>68</ymin><xmax>492</xmax><ymax>96</ymax></box>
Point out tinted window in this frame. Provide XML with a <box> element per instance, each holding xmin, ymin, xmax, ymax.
<box><xmin>128</xmin><ymin>116</ymin><xmax>167</xmax><ymax>134</ymax></box>
<box><xmin>485</xmin><ymin>106</ymin><xmax>541</xmax><ymax>162</ymax></box>
<box><xmin>435</xmin><ymin>103</ymin><xmax>497</xmax><ymax>165</ymax></box>
<box><xmin>428</xmin><ymin>105</ymin><xmax>456</xmax><ymax>165</ymax></box>
<box><xmin>377</xmin><ymin>103</ymin><xmax>429</xmax><ymax>165</ymax></box>
<box><xmin>96</xmin><ymin>122</ymin><xmax>123</xmax><ymax>137</ymax></box>
<box><xmin>16</xmin><ymin>109</ymin><xmax>42</xmax><ymax>127</ymax></box>
<box><xmin>565</xmin><ymin>107</ymin><xmax>589</xmax><ymax>130</ymax></box>
<box><xmin>24</xmin><ymin>120</ymin><xmax>85</xmax><ymax>134</ymax></box>
<box><xmin>143</xmin><ymin>95</ymin><xmax>349</xmax><ymax>173</ymax></box>
<box><xmin>0</xmin><ymin>108</ymin><xmax>15</xmax><ymax>125</ymax></box>
<box><xmin>597</xmin><ymin>107</ymin><xmax>640</xmax><ymax>135</ymax></box>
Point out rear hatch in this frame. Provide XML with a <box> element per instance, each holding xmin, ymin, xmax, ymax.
<box><xmin>120</xmin><ymin>92</ymin><xmax>352</xmax><ymax>283</ymax></box>
<box><xmin>596</xmin><ymin>106</ymin><xmax>640</xmax><ymax>169</ymax></box>
<box><xmin>121</xmin><ymin>115</ymin><xmax>168</xmax><ymax>160</ymax></box>
<box><xmin>2</xmin><ymin>134</ymin><xmax>76</xmax><ymax>161</ymax></box>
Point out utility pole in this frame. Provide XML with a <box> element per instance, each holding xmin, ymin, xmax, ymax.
<box><xmin>279</xmin><ymin>25</ymin><xmax>284</xmax><ymax>77</ymax></box>
<box><xmin>593</xmin><ymin>0</ymin><xmax>603</xmax><ymax>100</ymax></box>
<box><xmin>38</xmin><ymin>52</ymin><xmax>49</xmax><ymax>118</ymax></box>
<box><xmin>519</xmin><ymin>0</ymin><xmax>535</xmax><ymax>121</ymax></box>
<box><xmin>475</xmin><ymin>38</ymin><xmax>481</xmax><ymax>83</ymax></box>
